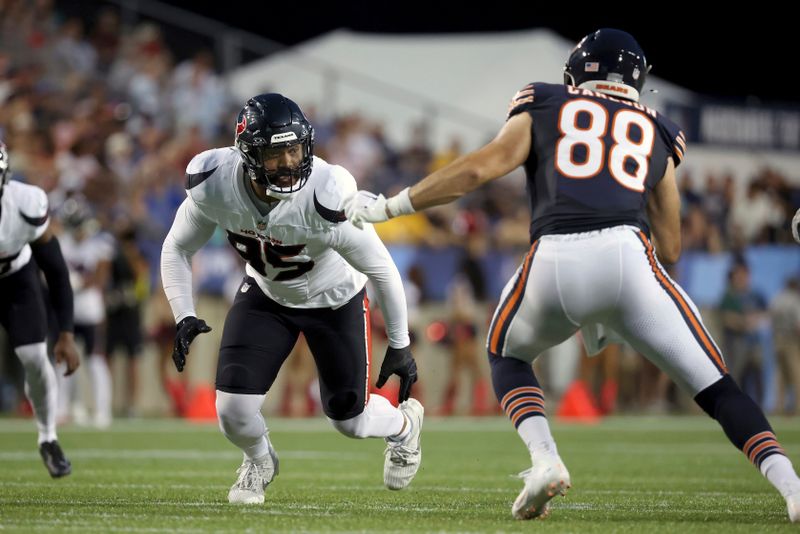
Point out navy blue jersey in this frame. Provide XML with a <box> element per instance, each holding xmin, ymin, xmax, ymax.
<box><xmin>507</xmin><ymin>82</ymin><xmax>685</xmax><ymax>242</ymax></box>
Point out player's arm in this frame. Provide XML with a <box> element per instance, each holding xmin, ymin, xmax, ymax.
<box><xmin>160</xmin><ymin>197</ymin><xmax>216</xmax><ymax>372</ymax></box>
<box><xmin>646</xmin><ymin>158</ymin><xmax>682</xmax><ymax>264</ymax></box>
<box><xmin>335</xmin><ymin>223</ymin><xmax>410</xmax><ymax>348</ymax></box>
<box><xmin>30</xmin><ymin>227</ymin><xmax>80</xmax><ymax>375</ymax></box>
<box><xmin>410</xmin><ymin>113</ymin><xmax>532</xmax><ymax>209</ymax></box>
<box><xmin>334</xmin><ymin>222</ymin><xmax>417</xmax><ymax>401</ymax></box>
<box><xmin>347</xmin><ymin>113</ymin><xmax>532</xmax><ymax>225</ymax></box>
<box><xmin>160</xmin><ymin>197</ymin><xmax>217</xmax><ymax>322</ymax></box>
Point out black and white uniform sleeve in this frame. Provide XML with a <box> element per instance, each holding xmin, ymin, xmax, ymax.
<box><xmin>160</xmin><ymin>197</ymin><xmax>217</xmax><ymax>323</ymax></box>
<box><xmin>333</xmin><ymin>222</ymin><xmax>410</xmax><ymax>348</ymax></box>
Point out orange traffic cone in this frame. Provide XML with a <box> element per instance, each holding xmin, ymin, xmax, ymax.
<box><xmin>556</xmin><ymin>380</ymin><xmax>602</xmax><ymax>423</ymax></box>
<box><xmin>185</xmin><ymin>384</ymin><xmax>217</xmax><ymax>422</ymax></box>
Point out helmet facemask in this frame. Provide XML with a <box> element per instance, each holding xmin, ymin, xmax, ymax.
<box><xmin>237</xmin><ymin>132</ymin><xmax>314</xmax><ymax>200</ymax></box>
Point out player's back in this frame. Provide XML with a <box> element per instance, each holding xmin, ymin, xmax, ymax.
<box><xmin>507</xmin><ymin>82</ymin><xmax>685</xmax><ymax>242</ymax></box>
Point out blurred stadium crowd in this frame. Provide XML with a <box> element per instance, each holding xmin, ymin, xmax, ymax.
<box><xmin>1</xmin><ymin>1</ymin><xmax>799</xmax><ymax>423</ymax></box>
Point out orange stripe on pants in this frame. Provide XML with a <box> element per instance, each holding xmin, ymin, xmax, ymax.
<box><xmin>637</xmin><ymin>231</ymin><xmax>727</xmax><ymax>372</ymax></box>
<box><xmin>489</xmin><ymin>241</ymin><xmax>538</xmax><ymax>355</ymax></box>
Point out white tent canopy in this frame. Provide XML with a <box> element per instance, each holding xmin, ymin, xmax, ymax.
<box><xmin>227</xmin><ymin>29</ymin><xmax>695</xmax><ymax>151</ymax></box>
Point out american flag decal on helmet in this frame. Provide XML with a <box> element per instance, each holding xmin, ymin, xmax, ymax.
<box><xmin>585</xmin><ymin>62</ymin><xmax>600</xmax><ymax>72</ymax></box>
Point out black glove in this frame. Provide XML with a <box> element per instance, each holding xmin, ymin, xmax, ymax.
<box><xmin>172</xmin><ymin>316</ymin><xmax>212</xmax><ymax>372</ymax></box>
<box><xmin>376</xmin><ymin>345</ymin><xmax>418</xmax><ymax>403</ymax></box>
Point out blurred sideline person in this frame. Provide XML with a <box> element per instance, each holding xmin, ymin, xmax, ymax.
<box><xmin>0</xmin><ymin>142</ymin><xmax>80</xmax><ymax>477</ymax></box>
<box><xmin>160</xmin><ymin>93</ymin><xmax>423</xmax><ymax>504</ymax></box>
<box><xmin>719</xmin><ymin>262</ymin><xmax>768</xmax><ymax>401</ymax></box>
<box><xmin>770</xmin><ymin>278</ymin><xmax>800</xmax><ymax>414</ymax></box>
<box><xmin>56</xmin><ymin>197</ymin><xmax>114</xmax><ymax>428</ymax></box>
<box><xmin>346</xmin><ymin>29</ymin><xmax>800</xmax><ymax>522</ymax></box>
<box><xmin>105</xmin><ymin>221</ymin><xmax>149</xmax><ymax>417</ymax></box>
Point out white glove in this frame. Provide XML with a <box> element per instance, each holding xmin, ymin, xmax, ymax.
<box><xmin>345</xmin><ymin>188</ymin><xmax>415</xmax><ymax>230</ymax></box>
<box><xmin>792</xmin><ymin>208</ymin><xmax>800</xmax><ymax>244</ymax></box>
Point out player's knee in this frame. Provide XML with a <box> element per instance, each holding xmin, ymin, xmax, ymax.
<box><xmin>216</xmin><ymin>394</ymin><xmax>252</xmax><ymax>435</ymax></box>
<box><xmin>694</xmin><ymin>374</ymin><xmax>742</xmax><ymax>418</ymax></box>
<box><xmin>15</xmin><ymin>343</ymin><xmax>49</xmax><ymax>374</ymax></box>
<box><xmin>329</xmin><ymin>411</ymin><xmax>369</xmax><ymax>439</ymax></box>
<box><xmin>325</xmin><ymin>391</ymin><xmax>362</xmax><ymax>421</ymax></box>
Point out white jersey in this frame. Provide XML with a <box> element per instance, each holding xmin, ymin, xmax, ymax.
<box><xmin>0</xmin><ymin>181</ymin><xmax>49</xmax><ymax>278</ymax></box>
<box><xmin>161</xmin><ymin>148</ymin><xmax>410</xmax><ymax>347</ymax></box>
<box><xmin>60</xmin><ymin>230</ymin><xmax>114</xmax><ymax>325</ymax></box>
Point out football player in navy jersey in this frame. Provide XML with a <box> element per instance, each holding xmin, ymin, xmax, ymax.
<box><xmin>347</xmin><ymin>29</ymin><xmax>800</xmax><ymax>522</ymax></box>
<box><xmin>161</xmin><ymin>93</ymin><xmax>423</xmax><ymax>504</ymax></box>
<box><xmin>0</xmin><ymin>141</ymin><xmax>80</xmax><ymax>477</ymax></box>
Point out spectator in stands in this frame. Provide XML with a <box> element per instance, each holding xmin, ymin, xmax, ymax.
<box><xmin>770</xmin><ymin>278</ymin><xmax>800</xmax><ymax>414</ymax></box>
<box><xmin>719</xmin><ymin>262</ymin><xmax>769</xmax><ymax>403</ymax></box>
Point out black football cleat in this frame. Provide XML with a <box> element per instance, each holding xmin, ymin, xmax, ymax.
<box><xmin>39</xmin><ymin>440</ymin><xmax>72</xmax><ymax>478</ymax></box>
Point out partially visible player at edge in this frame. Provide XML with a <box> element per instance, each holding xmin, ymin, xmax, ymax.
<box><xmin>346</xmin><ymin>29</ymin><xmax>800</xmax><ymax>522</ymax></box>
<box><xmin>0</xmin><ymin>141</ymin><xmax>80</xmax><ymax>477</ymax></box>
<box><xmin>160</xmin><ymin>93</ymin><xmax>423</xmax><ymax>505</ymax></box>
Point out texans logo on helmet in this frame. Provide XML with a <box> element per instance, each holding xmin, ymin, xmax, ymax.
<box><xmin>236</xmin><ymin>116</ymin><xmax>247</xmax><ymax>137</ymax></box>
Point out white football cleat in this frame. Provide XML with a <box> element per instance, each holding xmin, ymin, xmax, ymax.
<box><xmin>512</xmin><ymin>456</ymin><xmax>571</xmax><ymax>520</ymax></box>
<box><xmin>787</xmin><ymin>491</ymin><xmax>800</xmax><ymax>523</ymax></box>
<box><xmin>227</xmin><ymin>443</ymin><xmax>279</xmax><ymax>504</ymax></box>
<box><xmin>384</xmin><ymin>398</ymin><xmax>424</xmax><ymax>490</ymax></box>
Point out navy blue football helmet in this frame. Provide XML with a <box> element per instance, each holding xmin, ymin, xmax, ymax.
<box><xmin>564</xmin><ymin>29</ymin><xmax>650</xmax><ymax>100</ymax></box>
<box><xmin>234</xmin><ymin>93</ymin><xmax>314</xmax><ymax>199</ymax></box>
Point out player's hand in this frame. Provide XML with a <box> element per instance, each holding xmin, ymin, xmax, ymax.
<box><xmin>54</xmin><ymin>332</ymin><xmax>80</xmax><ymax>376</ymax></box>
<box><xmin>376</xmin><ymin>345</ymin><xmax>418</xmax><ymax>403</ymax></box>
<box><xmin>173</xmin><ymin>316</ymin><xmax>211</xmax><ymax>373</ymax></box>
<box><xmin>792</xmin><ymin>208</ymin><xmax>800</xmax><ymax>244</ymax></box>
<box><xmin>345</xmin><ymin>192</ymin><xmax>389</xmax><ymax>230</ymax></box>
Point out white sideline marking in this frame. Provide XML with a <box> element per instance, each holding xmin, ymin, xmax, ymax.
<box><xmin>0</xmin><ymin>449</ymin><xmax>364</xmax><ymax>461</ymax></box>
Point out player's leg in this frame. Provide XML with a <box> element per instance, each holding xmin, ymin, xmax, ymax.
<box><xmin>616</xmin><ymin>231</ymin><xmax>800</xmax><ymax>522</ymax></box>
<box><xmin>302</xmin><ymin>289</ymin><xmax>422</xmax><ymax>490</ymax></box>
<box><xmin>215</xmin><ymin>278</ymin><xmax>298</xmax><ymax>504</ymax></box>
<box><xmin>487</xmin><ymin>240</ymin><xmax>578</xmax><ymax>519</ymax></box>
<box><xmin>83</xmin><ymin>324</ymin><xmax>112</xmax><ymax>428</ymax></box>
<box><xmin>1</xmin><ymin>263</ymin><xmax>70</xmax><ymax>477</ymax></box>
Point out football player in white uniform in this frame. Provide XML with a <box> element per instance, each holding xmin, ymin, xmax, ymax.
<box><xmin>0</xmin><ymin>142</ymin><xmax>80</xmax><ymax>477</ymax></box>
<box><xmin>161</xmin><ymin>93</ymin><xmax>423</xmax><ymax>504</ymax></box>
<box><xmin>346</xmin><ymin>29</ymin><xmax>800</xmax><ymax>523</ymax></box>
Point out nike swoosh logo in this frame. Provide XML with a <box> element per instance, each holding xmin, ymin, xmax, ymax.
<box><xmin>185</xmin><ymin>167</ymin><xmax>218</xmax><ymax>190</ymax></box>
<box><xmin>313</xmin><ymin>191</ymin><xmax>346</xmax><ymax>223</ymax></box>
<box><xmin>19</xmin><ymin>210</ymin><xmax>48</xmax><ymax>227</ymax></box>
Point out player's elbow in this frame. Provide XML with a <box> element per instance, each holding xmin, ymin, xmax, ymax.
<box><xmin>657</xmin><ymin>242</ymin><xmax>681</xmax><ymax>265</ymax></box>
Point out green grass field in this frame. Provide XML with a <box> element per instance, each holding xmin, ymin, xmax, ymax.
<box><xmin>1</xmin><ymin>416</ymin><xmax>798</xmax><ymax>532</ymax></box>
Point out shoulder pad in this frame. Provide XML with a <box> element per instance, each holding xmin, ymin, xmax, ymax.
<box><xmin>185</xmin><ymin>148</ymin><xmax>232</xmax><ymax>190</ymax></box>
<box><xmin>312</xmin><ymin>164</ymin><xmax>356</xmax><ymax>224</ymax></box>
<box><xmin>656</xmin><ymin>113</ymin><xmax>687</xmax><ymax>167</ymax></box>
<box><xmin>11</xmin><ymin>182</ymin><xmax>49</xmax><ymax>226</ymax></box>
<box><xmin>507</xmin><ymin>82</ymin><xmax>561</xmax><ymax>119</ymax></box>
